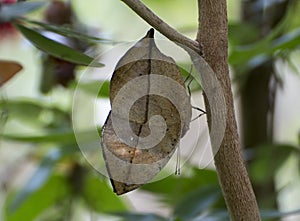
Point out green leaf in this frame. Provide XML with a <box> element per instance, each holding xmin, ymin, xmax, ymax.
<box><xmin>8</xmin><ymin>149</ymin><xmax>66</xmax><ymax>212</ymax></box>
<box><xmin>112</xmin><ymin>212</ymin><xmax>168</xmax><ymax>221</ymax></box>
<box><xmin>142</xmin><ymin>168</ymin><xmax>219</xmax><ymax>206</ymax></box>
<box><xmin>260</xmin><ymin>208</ymin><xmax>300</xmax><ymax>219</ymax></box>
<box><xmin>229</xmin><ymin>23</ymin><xmax>260</xmax><ymax>45</ymax></box>
<box><xmin>271</xmin><ymin>28</ymin><xmax>300</xmax><ymax>51</ymax></box>
<box><xmin>191</xmin><ymin>210</ymin><xmax>229</xmax><ymax>221</ymax></box>
<box><xmin>82</xmin><ymin>175</ymin><xmax>127</xmax><ymax>213</ymax></box>
<box><xmin>0</xmin><ymin>99</ymin><xmax>69</xmax><ymax>128</ymax></box>
<box><xmin>15</xmin><ymin>24</ymin><xmax>104</xmax><ymax>67</ymax></box>
<box><xmin>5</xmin><ymin>174</ymin><xmax>70</xmax><ymax>221</ymax></box>
<box><xmin>232</xmin><ymin>26</ymin><xmax>300</xmax><ymax>69</ymax></box>
<box><xmin>1</xmin><ymin>129</ymin><xmax>76</xmax><ymax>144</ymax></box>
<box><xmin>1</xmin><ymin>127</ymin><xmax>101</xmax><ymax>145</ymax></box>
<box><xmin>173</xmin><ymin>185</ymin><xmax>222</xmax><ymax>221</ymax></box>
<box><xmin>248</xmin><ymin>144</ymin><xmax>300</xmax><ymax>185</ymax></box>
<box><xmin>229</xmin><ymin>7</ymin><xmax>296</xmax><ymax>67</ymax></box>
<box><xmin>23</xmin><ymin>19</ymin><xmax>118</xmax><ymax>44</ymax></box>
<box><xmin>178</xmin><ymin>66</ymin><xmax>202</xmax><ymax>93</ymax></box>
<box><xmin>0</xmin><ymin>99</ymin><xmax>44</xmax><ymax>127</ymax></box>
<box><xmin>0</xmin><ymin>1</ymin><xmax>46</xmax><ymax>22</ymax></box>
<box><xmin>76</xmin><ymin>80</ymin><xmax>110</xmax><ymax>98</ymax></box>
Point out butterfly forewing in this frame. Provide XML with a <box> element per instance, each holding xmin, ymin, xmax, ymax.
<box><xmin>101</xmin><ymin>29</ymin><xmax>191</xmax><ymax>195</ymax></box>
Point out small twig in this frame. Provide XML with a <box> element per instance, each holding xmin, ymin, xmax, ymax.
<box><xmin>121</xmin><ymin>0</ymin><xmax>201</xmax><ymax>54</ymax></box>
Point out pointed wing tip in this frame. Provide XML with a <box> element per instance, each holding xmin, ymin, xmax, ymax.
<box><xmin>146</xmin><ymin>28</ymin><xmax>155</xmax><ymax>38</ymax></box>
<box><xmin>111</xmin><ymin>179</ymin><xmax>142</xmax><ymax>195</ymax></box>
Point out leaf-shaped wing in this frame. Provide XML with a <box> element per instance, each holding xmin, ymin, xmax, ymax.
<box><xmin>101</xmin><ymin>29</ymin><xmax>191</xmax><ymax>195</ymax></box>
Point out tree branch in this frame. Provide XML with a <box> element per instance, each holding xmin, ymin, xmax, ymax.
<box><xmin>196</xmin><ymin>0</ymin><xmax>261</xmax><ymax>220</ymax></box>
<box><xmin>120</xmin><ymin>0</ymin><xmax>200</xmax><ymax>54</ymax></box>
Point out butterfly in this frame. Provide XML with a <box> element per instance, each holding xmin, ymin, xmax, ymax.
<box><xmin>101</xmin><ymin>29</ymin><xmax>192</xmax><ymax>195</ymax></box>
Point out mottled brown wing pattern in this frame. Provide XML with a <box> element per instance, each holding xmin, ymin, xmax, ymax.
<box><xmin>101</xmin><ymin>29</ymin><xmax>191</xmax><ymax>195</ymax></box>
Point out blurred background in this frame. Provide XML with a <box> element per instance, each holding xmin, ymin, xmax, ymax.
<box><xmin>0</xmin><ymin>0</ymin><xmax>300</xmax><ymax>220</ymax></box>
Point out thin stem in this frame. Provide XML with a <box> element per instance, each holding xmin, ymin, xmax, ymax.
<box><xmin>120</xmin><ymin>0</ymin><xmax>201</xmax><ymax>54</ymax></box>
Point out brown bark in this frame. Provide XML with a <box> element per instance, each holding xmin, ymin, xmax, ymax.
<box><xmin>196</xmin><ymin>0</ymin><xmax>260</xmax><ymax>220</ymax></box>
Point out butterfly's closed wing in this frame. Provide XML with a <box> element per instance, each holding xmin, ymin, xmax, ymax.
<box><xmin>101</xmin><ymin>29</ymin><xmax>191</xmax><ymax>195</ymax></box>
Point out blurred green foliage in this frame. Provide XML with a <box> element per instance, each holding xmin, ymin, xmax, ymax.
<box><xmin>0</xmin><ymin>1</ymin><xmax>300</xmax><ymax>221</ymax></box>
